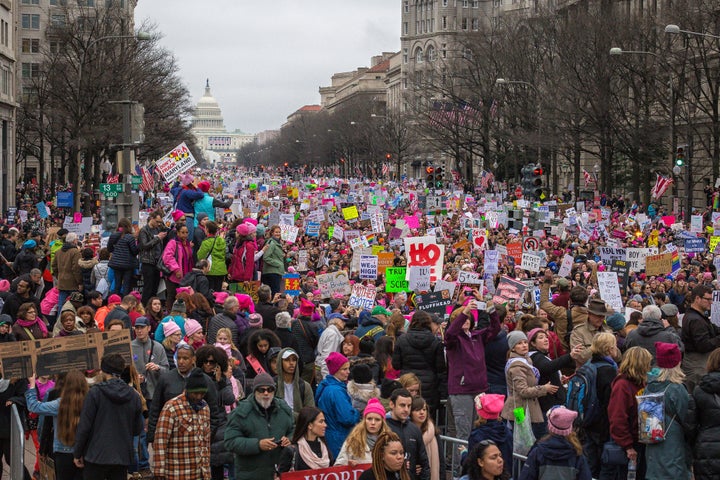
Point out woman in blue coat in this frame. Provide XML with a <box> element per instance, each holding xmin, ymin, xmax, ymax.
<box><xmin>315</xmin><ymin>352</ymin><xmax>361</xmax><ymax>458</ymax></box>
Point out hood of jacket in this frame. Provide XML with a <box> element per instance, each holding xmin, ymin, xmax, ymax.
<box><xmin>360</xmin><ymin>313</ymin><xmax>383</xmax><ymax>328</ymax></box>
<box><xmin>96</xmin><ymin>378</ymin><xmax>137</xmax><ymax>404</ymax></box>
<box><xmin>469</xmin><ymin>419</ymin><xmax>511</xmax><ymax>446</ymax></box>
<box><xmin>78</xmin><ymin>258</ymin><xmax>98</xmax><ymax>269</ymax></box>
<box><xmin>276</xmin><ymin>347</ymin><xmax>301</xmax><ymax>384</ymax></box>
<box><xmin>404</xmin><ymin>328</ymin><xmax>437</xmax><ymax>350</ymax></box>
<box><xmin>533</xmin><ymin>434</ymin><xmax>579</xmax><ymax>463</ymax></box>
<box><xmin>347</xmin><ymin>380</ymin><xmax>379</xmax><ymax>402</ymax></box>
<box><xmin>60</xmin><ymin>243</ymin><xmax>76</xmax><ymax>252</ymax></box>
<box><xmin>636</xmin><ymin>317</ymin><xmax>666</xmax><ymax>337</ymax></box>
<box><xmin>315</xmin><ymin>373</ymin><xmax>346</xmax><ymax>401</ymax></box>
<box><xmin>699</xmin><ymin>371</ymin><xmax>720</xmax><ymax>395</ymax></box>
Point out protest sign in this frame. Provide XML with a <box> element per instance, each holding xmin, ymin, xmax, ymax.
<box><xmin>283</xmin><ymin>273</ymin><xmax>301</xmax><ymax>296</ymax></box>
<box><xmin>63</xmin><ymin>216</ymin><xmax>93</xmax><ymax>235</ymax></box>
<box><xmin>597</xmin><ymin>272</ymin><xmax>623</xmax><ymax>312</ymax></box>
<box><xmin>305</xmin><ymin>222</ymin><xmax>320</xmax><ymax>237</ymax></box>
<box><xmin>377</xmin><ymin>252</ymin><xmax>394</xmax><ymax>274</ymax></box>
<box><xmin>558</xmin><ymin>254</ymin><xmax>574</xmax><ymax>278</ymax></box>
<box><xmin>434</xmin><ymin>279</ymin><xmax>457</xmax><ymax>299</ymax></box>
<box><xmin>342</xmin><ymin>205</ymin><xmax>359</xmax><ymax>220</ymax></box>
<box><xmin>228</xmin><ymin>281</ymin><xmax>261</xmax><ymax>303</ymax></box>
<box><xmin>472</xmin><ymin>229</ymin><xmax>487</xmax><ymax>250</ymax></box>
<box><xmin>348</xmin><ymin>284</ymin><xmax>376</xmax><ymax>311</ymax></box>
<box><xmin>386</xmin><ymin>267</ymin><xmax>410</xmax><ymax>292</ymax></box>
<box><xmin>316</xmin><ymin>271</ymin><xmax>351</xmax><ymax>298</ymax></box>
<box><xmin>626</xmin><ymin>248</ymin><xmax>657</xmax><ymax>271</ymax></box>
<box><xmin>415</xmin><ymin>290</ymin><xmax>453</xmax><ymax>315</ymax></box>
<box><xmin>492</xmin><ymin>276</ymin><xmax>527</xmax><ymax>305</ymax></box>
<box><xmin>404</xmin><ymin>236</ymin><xmax>445</xmax><ymax>283</ymax></box>
<box><xmin>359</xmin><ymin>255</ymin><xmax>378</xmax><ymax>280</ymax></box>
<box><xmin>711</xmin><ymin>236</ymin><xmax>720</xmax><ymax>253</ymax></box>
<box><xmin>712</xmin><ymin>290</ymin><xmax>720</xmax><ymax>328</ymax></box>
<box><xmin>691</xmin><ymin>215</ymin><xmax>704</xmax><ymax>233</ymax></box>
<box><xmin>408</xmin><ymin>265</ymin><xmax>431</xmax><ymax>292</ymax></box>
<box><xmin>0</xmin><ymin>330</ymin><xmax>131</xmax><ymax>378</ymax></box>
<box><xmin>457</xmin><ymin>270</ymin><xmax>483</xmax><ymax>284</ymax></box>
<box><xmin>297</xmin><ymin>250</ymin><xmax>308</xmax><ymax>272</ymax></box>
<box><xmin>684</xmin><ymin>238</ymin><xmax>707</xmax><ymax>253</ymax></box>
<box><xmin>280</xmin><ymin>464</ymin><xmax>370</xmax><ymax>480</ymax></box>
<box><xmin>609</xmin><ymin>260</ymin><xmax>630</xmax><ymax>296</ymax></box>
<box><xmin>598</xmin><ymin>247</ymin><xmax>627</xmax><ymax>264</ymax></box>
<box><xmin>506</xmin><ymin>242</ymin><xmax>523</xmax><ymax>264</ymax></box>
<box><xmin>484</xmin><ymin>250</ymin><xmax>499</xmax><ymax>275</ymax></box>
<box><xmin>279</xmin><ymin>214</ymin><xmax>295</xmax><ymax>226</ymax></box>
<box><xmin>280</xmin><ymin>224</ymin><xmax>299</xmax><ymax>243</ymax></box>
<box><xmin>645</xmin><ymin>252</ymin><xmax>673</xmax><ymax>276</ymax></box>
<box><xmin>155</xmin><ymin>142</ymin><xmax>197</xmax><ymax>183</ymax></box>
<box><xmin>332</xmin><ymin>225</ymin><xmax>344</xmax><ymax>242</ymax></box>
<box><xmin>520</xmin><ymin>253</ymin><xmax>542</xmax><ymax>273</ymax></box>
<box><xmin>370</xmin><ymin>212</ymin><xmax>384</xmax><ymax>234</ymax></box>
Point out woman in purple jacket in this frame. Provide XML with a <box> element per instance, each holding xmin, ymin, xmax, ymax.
<box><xmin>444</xmin><ymin>292</ymin><xmax>501</xmax><ymax>475</ymax></box>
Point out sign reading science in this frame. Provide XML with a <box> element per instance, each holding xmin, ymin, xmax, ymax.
<box><xmin>155</xmin><ymin>142</ymin><xmax>197</xmax><ymax>183</ymax></box>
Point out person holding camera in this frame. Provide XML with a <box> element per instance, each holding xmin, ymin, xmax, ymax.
<box><xmin>138</xmin><ymin>210</ymin><xmax>168</xmax><ymax>305</ymax></box>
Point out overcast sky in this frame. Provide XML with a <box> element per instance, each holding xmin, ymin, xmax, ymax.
<box><xmin>134</xmin><ymin>1</ymin><xmax>400</xmax><ymax>135</ymax></box>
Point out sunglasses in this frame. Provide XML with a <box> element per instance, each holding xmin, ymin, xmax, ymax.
<box><xmin>203</xmin><ymin>359</ymin><xmax>217</xmax><ymax>366</ymax></box>
<box><xmin>256</xmin><ymin>387</ymin><xmax>275</xmax><ymax>394</ymax></box>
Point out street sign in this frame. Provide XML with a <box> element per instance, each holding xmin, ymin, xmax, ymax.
<box><xmin>99</xmin><ymin>183</ymin><xmax>124</xmax><ymax>198</ymax></box>
<box><xmin>131</xmin><ymin>175</ymin><xmax>142</xmax><ymax>187</ymax></box>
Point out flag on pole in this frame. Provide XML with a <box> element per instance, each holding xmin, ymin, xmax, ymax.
<box><xmin>140</xmin><ymin>167</ymin><xmax>155</xmax><ymax>192</ymax></box>
<box><xmin>106</xmin><ymin>173</ymin><xmax>119</xmax><ymax>184</ymax></box>
<box><xmin>382</xmin><ymin>163</ymin><xmax>389</xmax><ymax>176</ymax></box>
<box><xmin>651</xmin><ymin>174</ymin><xmax>673</xmax><ymax>199</ymax></box>
<box><xmin>582</xmin><ymin>169</ymin><xmax>597</xmax><ymax>187</ymax></box>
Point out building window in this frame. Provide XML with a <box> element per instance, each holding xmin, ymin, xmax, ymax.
<box><xmin>22</xmin><ymin>62</ymin><xmax>40</xmax><ymax>78</ymax></box>
<box><xmin>403</xmin><ymin>22</ymin><xmax>408</xmax><ymax>35</ymax></box>
<box><xmin>1</xmin><ymin>68</ymin><xmax>10</xmax><ymax>95</ymax></box>
<box><xmin>464</xmin><ymin>48</ymin><xmax>473</xmax><ymax>60</ymax></box>
<box><xmin>22</xmin><ymin>39</ymin><xmax>40</xmax><ymax>53</ymax></box>
<box><xmin>494</xmin><ymin>0</ymin><xmax>502</xmax><ymax>6</ymax></box>
<box><xmin>472</xmin><ymin>0</ymin><xmax>479</xmax><ymax>6</ymax></box>
<box><xmin>49</xmin><ymin>41</ymin><xmax>61</xmax><ymax>53</ymax></box>
<box><xmin>430</xmin><ymin>18</ymin><xmax>434</xmax><ymax>32</ymax></box>
<box><xmin>462</xmin><ymin>17</ymin><xmax>468</xmax><ymax>30</ymax></box>
<box><xmin>22</xmin><ymin>14</ymin><xmax>40</xmax><ymax>30</ymax></box>
<box><xmin>404</xmin><ymin>0</ymin><xmax>409</xmax><ymax>12</ymax></box>
<box><xmin>463</xmin><ymin>0</ymin><xmax>469</xmax><ymax>6</ymax></box>
<box><xmin>472</xmin><ymin>18</ymin><xmax>479</xmax><ymax>30</ymax></box>
<box><xmin>50</xmin><ymin>0</ymin><xmax>68</xmax><ymax>5</ymax></box>
<box><xmin>415</xmin><ymin>47</ymin><xmax>424</xmax><ymax>63</ymax></box>
<box><xmin>442</xmin><ymin>16</ymin><xmax>447</xmax><ymax>29</ymax></box>
<box><xmin>105</xmin><ymin>0</ymin><xmax>126</xmax><ymax>6</ymax></box>
<box><xmin>78</xmin><ymin>0</ymin><xmax>95</xmax><ymax>5</ymax></box>
<box><xmin>22</xmin><ymin>0</ymin><xmax>40</xmax><ymax>4</ymax></box>
<box><xmin>416</xmin><ymin>21</ymin><xmax>420</xmax><ymax>34</ymax></box>
<box><xmin>441</xmin><ymin>43</ymin><xmax>447</xmax><ymax>58</ymax></box>
<box><xmin>51</xmin><ymin>15</ymin><xmax>66</xmax><ymax>26</ymax></box>
<box><xmin>403</xmin><ymin>48</ymin><xmax>409</xmax><ymax>64</ymax></box>
<box><xmin>403</xmin><ymin>77</ymin><xmax>408</xmax><ymax>89</ymax></box>
<box><xmin>443</xmin><ymin>0</ymin><xmax>448</xmax><ymax>5</ymax></box>
<box><xmin>427</xmin><ymin>45</ymin><xmax>437</xmax><ymax>62</ymax></box>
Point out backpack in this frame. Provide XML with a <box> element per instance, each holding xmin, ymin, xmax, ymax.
<box><xmin>565</xmin><ymin>359</ymin><xmax>615</xmax><ymax>427</ymax></box>
<box><xmin>94</xmin><ymin>264</ymin><xmax>110</xmax><ymax>298</ymax></box>
<box><xmin>228</xmin><ymin>241</ymin><xmax>255</xmax><ymax>282</ymax></box>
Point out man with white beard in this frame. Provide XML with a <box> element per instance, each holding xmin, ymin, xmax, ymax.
<box><xmin>224</xmin><ymin>373</ymin><xmax>294</xmax><ymax>480</ymax></box>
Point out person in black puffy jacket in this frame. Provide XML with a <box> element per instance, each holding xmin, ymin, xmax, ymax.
<box><xmin>392</xmin><ymin>310</ymin><xmax>446</xmax><ymax>415</ymax></box>
<box><xmin>690</xmin><ymin>348</ymin><xmax>720</xmax><ymax>480</ymax></box>
<box><xmin>107</xmin><ymin>218</ymin><xmax>138</xmax><ymax>296</ymax></box>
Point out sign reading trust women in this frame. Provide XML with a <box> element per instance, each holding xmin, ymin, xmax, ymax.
<box><xmin>155</xmin><ymin>142</ymin><xmax>197</xmax><ymax>183</ymax></box>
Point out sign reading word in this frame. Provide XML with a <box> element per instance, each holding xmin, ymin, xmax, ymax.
<box><xmin>408</xmin><ymin>265</ymin><xmax>431</xmax><ymax>292</ymax></box>
<box><xmin>280</xmin><ymin>464</ymin><xmax>370</xmax><ymax>480</ymax></box>
<box><xmin>316</xmin><ymin>271</ymin><xmax>351</xmax><ymax>298</ymax></box>
<box><xmin>645</xmin><ymin>252</ymin><xmax>673</xmax><ymax>276</ymax></box>
<box><xmin>348</xmin><ymin>284</ymin><xmax>376</xmax><ymax>311</ymax></box>
<box><xmin>404</xmin><ymin>236</ymin><xmax>445</xmax><ymax>283</ymax></box>
<box><xmin>155</xmin><ymin>142</ymin><xmax>197</xmax><ymax>183</ymax></box>
<box><xmin>457</xmin><ymin>270</ymin><xmax>483</xmax><ymax>284</ymax></box>
<box><xmin>492</xmin><ymin>276</ymin><xmax>527</xmax><ymax>305</ymax></box>
<box><xmin>520</xmin><ymin>253</ymin><xmax>543</xmax><ymax>273</ymax></box>
<box><xmin>484</xmin><ymin>250</ymin><xmax>499</xmax><ymax>275</ymax></box>
<box><xmin>386</xmin><ymin>267</ymin><xmax>410</xmax><ymax>293</ymax></box>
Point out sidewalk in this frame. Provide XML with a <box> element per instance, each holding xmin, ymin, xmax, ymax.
<box><xmin>1</xmin><ymin>438</ymin><xmax>36</xmax><ymax>480</ymax></box>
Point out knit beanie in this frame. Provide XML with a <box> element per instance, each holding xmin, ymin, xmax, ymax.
<box><xmin>185</xmin><ymin>369</ymin><xmax>208</xmax><ymax>393</ymax></box>
<box><xmin>184</xmin><ymin>319</ymin><xmax>202</xmax><ymax>338</ymax></box>
<box><xmin>507</xmin><ymin>330</ymin><xmax>528</xmax><ymax>352</ymax></box>
<box><xmin>474</xmin><ymin>393</ymin><xmax>505</xmax><ymax>420</ymax></box>
<box><xmin>171</xmin><ymin>299</ymin><xmax>186</xmax><ymax>314</ymax></box>
<box><xmin>248</xmin><ymin>313</ymin><xmax>263</xmax><ymax>328</ymax></box>
<box><xmin>363</xmin><ymin>397</ymin><xmax>386</xmax><ymax>418</ymax></box>
<box><xmin>253</xmin><ymin>373</ymin><xmax>275</xmax><ymax>391</ymax></box>
<box><xmin>547</xmin><ymin>406</ymin><xmax>578</xmax><ymax>436</ymax></box>
<box><xmin>100</xmin><ymin>354</ymin><xmax>125</xmax><ymax>377</ymax></box>
<box><xmin>299</xmin><ymin>298</ymin><xmax>315</xmax><ymax>317</ymax></box>
<box><xmin>655</xmin><ymin>342</ymin><xmax>682</xmax><ymax>369</ymax></box>
<box><xmin>325</xmin><ymin>352</ymin><xmax>349</xmax><ymax>376</ymax></box>
<box><xmin>350</xmin><ymin>363</ymin><xmax>373</xmax><ymax>384</ymax></box>
<box><xmin>163</xmin><ymin>320</ymin><xmax>181</xmax><ymax>337</ymax></box>
<box><xmin>171</xmin><ymin>210</ymin><xmax>185</xmax><ymax>222</ymax></box>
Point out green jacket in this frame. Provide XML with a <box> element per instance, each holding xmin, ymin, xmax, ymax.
<box><xmin>224</xmin><ymin>396</ymin><xmax>294</xmax><ymax>480</ymax></box>
<box><xmin>274</xmin><ymin>347</ymin><xmax>315</xmax><ymax>421</ymax></box>
<box><xmin>261</xmin><ymin>237</ymin><xmax>285</xmax><ymax>276</ymax></box>
<box><xmin>197</xmin><ymin>235</ymin><xmax>227</xmax><ymax>276</ymax></box>
<box><xmin>49</xmin><ymin>239</ymin><xmax>63</xmax><ymax>275</ymax></box>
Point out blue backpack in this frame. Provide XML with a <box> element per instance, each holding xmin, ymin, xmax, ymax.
<box><xmin>565</xmin><ymin>359</ymin><xmax>615</xmax><ymax>427</ymax></box>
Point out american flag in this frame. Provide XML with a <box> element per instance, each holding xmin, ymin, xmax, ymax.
<box><xmin>479</xmin><ymin>170</ymin><xmax>495</xmax><ymax>190</ymax></box>
<box><xmin>429</xmin><ymin>100</ymin><xmax>482</xmax><ymax>128</ymax></box>
<box><xmin>489</xmin><ymin>99</ymin><xmax>499</xmax><ymax>119</ymax></box>
<box><xmin>382</xmin><ymin>163</ymin><xmax>389</xmax><ymax>176</ymax></box>
<box><xmin>582</xmin><ymin>169</ymin><xmax>597</xmax><ymax>187</ymax></box>
<box><xmin>354</xmin><ymin>166</ymin><xmax>362</xmax><ymax>178</ymax></box>
<box><xmin>651</xmin><ymin>174</ymin><xmax>673</xmax><ymax>199</ymax></box>
<box><xmin>141</xmin><ymin>167</ymin><xmax>155</xmax><ymax>192</ymax></box>
<box><xmin>451</xmin><ymin>170</ymin><xmax>462</xmax><ymax>183</ymax></box>
<box><xmin>106</xmin><ymin>173</ymin><xmax>119</xmax><ymax>184</ymax></box>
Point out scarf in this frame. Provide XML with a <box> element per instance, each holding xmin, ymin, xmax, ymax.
<box><xmin>422</xmin><ymin>422</ymin><xmax>440</xmax><ymax>480</ymax></box>
<box><xmin>15</xmin><ymin>316</ymin><xmax>48</xmax><ymax>337</ymax></box>
<box><xmin>367</xmin><ymin>434</ymin><xmax>378</xmax><ymax>452</ymax></box>
<box><xmin>297</xmin><ymin>437</ymin><xmax>330</xmax><ymax>470</ymax></box>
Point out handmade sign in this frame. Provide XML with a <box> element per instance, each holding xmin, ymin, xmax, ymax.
<box><xmin>348</xmin><ymin>284</ymin><xmax>376</xmax><ymax>311</ymax></box>
<box><xmin>404</xmin><ymin>236</ymin><xmax>445</xmax><ymax>283</ymax></box>
<box><xmin>155</xmin><ymin>142</ymin><xmax>197</xmax><ymax>183</ymax></box>
<box><xmin>415</xmin><ymin>290</ymin><xmax>453</xmax><ymax>315</ymax></box>
<box><xmin>316</xmin><ymin>271</ymin><xmax>352</xmax><ymax>298</ymax></box>
<box><xmin>283</xmin><ymin>273</ymin><xmax>301</xmax><ymax>296</ymax></box>
<box><xmin>597</xmin><ymin>271</ymin><xmax>623</xmax><ymax>312</ymax></box>
<box><xmin>359</xmin><ymin>255</ymin><xmax>378</xmax><ymax>280</ymax></box>
<box><xmin>492</xmin><ymin>276</ymin><xmax>527</xmax><ymax>305</ymax></box>
<box><xmin>386</xmin><ymin>267</ymin><xmax>411</xmax><ymax>293</ymax></box>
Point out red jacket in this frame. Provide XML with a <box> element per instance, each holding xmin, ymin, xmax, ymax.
<box><xmin>607</xmin><ymin>373</ymin><xmax>643</xmax><ymax>450</ymax></box>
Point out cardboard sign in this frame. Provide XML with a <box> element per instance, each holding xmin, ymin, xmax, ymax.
<box><xmin>408</xmin><ymin>265</ymin><xmax>431</xmax><ymax>292</ymax></box>
<box><xmin>558</xmin><ymin>254</ymin><xmax>574</xmax><ymax>278</ymax></box>
<box><xmin>492</xmin><ymin>276</ymin><xmax>527</xmax><ymax>305</ymax></box>
<box><xmin>0</xmin><ymin>330</ymin><xmax>131</xmax><ymax>378</ymax></box>
<box><xmin>359</xmin><ymin>255</ymin><xmax>378</xmax><ymax>280</ymax></box>
<box><xmin>280</xmin><ymin>464</ymin><xmax>370</xmax><ymax>480</ymax></box>
<box><xmin>377</xmin><ymin>252</ymin><xmax>395</xmax><ymax>274</ymax></box>
<box><xmin>597</xmin><ymin>272</ymin><xmax>623</xmax><ymax>312</ymax></box>
<box><xmin>283</xmin><ymin>273</ymin><xmax>301</xmax><ymax>296</ymax></box>
<box><xmin>316</xmin><ymin>271</ymin><xmax>351</xmax><ymax>298</ymax></box>
<box><xmin>280</xmin><ymin>224</ymin><xmax>299</xmax><ymax>243</ymax></box>
<box><xmin>155</xmin><ymin>142</ymin><xmax>197</xmax><ymax>183</ymax></box>
<box><xmin>348</xmin><ymin>284</ymin><xmax>376</xmax><ymax>311</ymax></box>
<box><xmin>404</xmin><ymin>236</ymin><xmax>445</xmax><ymax>284</ymax></box>
<box><xmin>342</xmin><ymin>205</ymin><xmax>359</xmax><ymax>220</ymax></box>
<box><xmin>484</xmin><ymin>250</ymin><xmax>499</xmax><ymax>275</ymax></box>
<box><xmin>415</xmin><ymin>290</ymin><xmax>453</xmax><ymax>315</ymax></box>
<box><xmin>626</xmin><ymin>248</ymin><xmax>658</xmax><ymax>271</ymax></box>
<box><xmin>645</xmin><ymin>252</ymin><xmax>673</xmax><ymax>276</ymax></box>
<box><xmin>457</xmin><ymin>270</ymin><xmax>483</xmax><ymax>285</ymax></box>
<box><xmin>520</xmin><ymin>253</ymin><xmax>542</xmax><ymax>273</ymax></box>
<box><xmin>386</xmin><ymin>267</ymin><xmax>411</xmax><ymax>292</ymax></box>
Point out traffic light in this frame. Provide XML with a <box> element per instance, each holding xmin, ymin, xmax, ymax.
<box><xmin>102</xmin><ymin>204</ymin><xmax>118</xmax><ymax>231</ymax></box>
<box><xmin>521</xmin><ymin>164</ymin><xmax>535</xmax><ymax>197</ymax></box>
<box><xmin>675</xmin><ymin>147</ymin><xmax>685</xmax><ymax>167</ymax></box>
<box><xmin>531</xmin><ymin>166</ymin><xmax>546</xmax><ymax>200</ymax></box>
<box><xmin>426</xmin><ymin>166</ymin><xmax>435</xmax><ymax>187</ymax></box>
<box><xmin>434</xmin><ymin>167</ymin><xmax>444</xmax><ymax>188</ymax></box>
<box><xmin>385</xmin><ymin>153</ymin><xmax>392</xmax><ymax>161</ymax></box>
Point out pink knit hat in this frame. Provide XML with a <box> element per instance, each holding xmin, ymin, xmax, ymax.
<box><xmin>474</xmin><ymin>393</ymin><xmax>505</xmax><ymax>420</ymax></box>
<box><xmin>184</xmin><ymin>319</ymin><xmax>203</xmax><ymax>338</ymax></box>
<box><xmin>162</xmin><ymin>320</ymin><xmax>181</xmax><ymax>337</ymax></box>
<box><xmin>198</xmin><ymin>181</ymin><xmax>211</xmax><ymax>192</ymax></box>
<box><xmin>248</xmin><ymin>313</ymin><xmax>263</xmax><ymax>328</ymax></box>
<box><xmin>527</xmin><ymin>328</ymin><xmax>546</xmax><ymax>343</ymax></box>
<box><xmin>172</xmin><ymin>210</ymin><xmax>185</xmax><ymax>222</ymax></box>
<box><xmin>236</xmin><ymin>294</ymin><xmax>255</xmax><ymax>313</ymax></box>
<box><xmin>325</xmin><ymin>352</ymin><xmax>349</xmax><ymax>376</ymax></box>
<box><xmin>547</xmin><ymin>406</ymin><xmax>578</xmax><ymax>436</ymax></box>
<box><xmin>363</xmin><ymin>397</ymin><xmax>386</xmax><ymax>418</ymax></box>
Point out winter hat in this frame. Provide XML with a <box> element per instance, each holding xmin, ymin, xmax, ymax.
<box><xmin>350</xmin><ymin>363</ymin><xmax>373</xmax><ymax>384</ymax></box>
<box><xmin>605</xmin><ymin>312</ymin><xmax>626</xmax><ymax>332</ymax></box>
<box><xmin>243</xmin><ymin>218</ymin><xmax>258</xmax><ymax>226</ymax></box>
<box><xmin>380</xmin><ymin>379</ymin><xmax>402</xmax><ymax>399</ymax></box>
<box><xmin>655</xmin><ymin>342</ymin><xmax>682</xmax><ymax>369</ymax></box>
<box><xmin>248</xmin><ymin>313</ymin><xmax>263</xmax><ymax>328</ymax></box>
<box><xmin>253</xmin><ymin>372</ymin><xmax>275</xmax><ymax>391</ymax></box>
<box><xmin>171</xmin><ymin>299</ymin><xmax>186</xmax><ymax>314</ymax></box>
<box><xmin>172</xmin><ymin>210</ymin><xmax>185</xmax><ymax>222</ymax></box>
<box><xmin>0</xmin><ymin>314</ymin><xmax>12</xmax><ymax>326</ymax></box>
<box><xmin>176</xmin><ymin>286</ymin><xmax>194</xmax><ymax>296</ymax></box>
<box><xmin>526</xmin><ymin>328</ymin><xmax>546</xmax><ymax>343</ymax></box>
<box><xmin>256</xmin><ymin>225</ymin><xmax>266</xmax><ymax>236</ymax></box>
<box><xmin>507</xmin><ymin>330</ymin><xmax>528</xmax><ymax>352</ymax></box>
<box><xmin>214</xmin><ymin>291</ymin><xmax>230</xmax><ymax>305</ymax></box>
<box><xmin>275</xmin><ymin>311</ymin><xmax>292</xmax><ymax>329</ymax></box>
<box><xmin>185</xmin><ymin>368</ymin><xmax>208</xmax><ymax>393</ymax></box>
<box><xmin>474</xmin><ymin>393</ymin><xmax>505</xmax><ymax>420</ymax></box>
<box><xmin>179</xmin><ymin>173</ymin><xmax>194</xmax><ymax>186</ymax></box>
<box><xmin>325</xmin><ymin>351</ymin><xmax>349</xmax><ymax>376</ymax></box>
<box><xmin>372</xmin><ymin>305</ymin><xmax>392</xmax><ymax>317</ymax></box>
<box><xmin>299</xmin><ymin>298</ymin><xmax>315</xmax><ymax>317</ymax></box>
<box><xmin>0</xmin><ymin>280</ymin><xmax>10</xmax><ymax>292</ymax></box>
<box><xmin>198</xmin><ymin>181</ymin><xmax>211</xmax><ymax>193</ymax></box>
<box><xmin>236</xmin><ymin>223</ymin><xmax>251</xmax><ymax>237</ymax></box>
<box><xmin>22</xmin><ymin>240</ymin><xmax>36</xmax><ymax>249</ymax></box>
<box><xmin>660</xmin><ymin>304</ymin><xmax>679</xmax><ymax>318</ymax></box>
<box><xmin>236</xmin><ymin>294</ymin><xmax>255</xmax><ymax>313</ymax></box>
<box><xmin>547</xmin><ymin>406</ymin><xmax>578</xmax><ymax>436</ymax></box>
<box><xmin>163</xmin><ymin>320</ymin><xmax>181</xmax><ymax>337</ymax></box>
<box><xmin>108</xmin><ymin>294</ymin><xmax>122</xmax><ymax>305</ymax></box>
<box><xmin>196</xmin><ymin>213</ymin><xmax>208</xmax><ymax>224</ymax></box>
<box><xmin>184</xmin><ymin>319</ymin><xmax>203</xmax><ymax>338</ymax></box>
<box><xmin>363</xmin><ymin>397</ymin><xmax>386</xmax><ymax>418</ymax></box>
<box><xmin>100</xmin><ymin>354</ymin><xmax>125</xmax><ymax>377</ymax></box>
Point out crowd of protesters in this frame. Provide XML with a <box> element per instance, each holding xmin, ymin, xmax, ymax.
<box><xmin>2</xmin><ymin>166</ymin><xmax>720</xmax><ymax>480</ymax></box>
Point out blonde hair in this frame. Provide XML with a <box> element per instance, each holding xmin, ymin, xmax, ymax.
<box><xmin>656</xmin><ymin>364</ymin><xmax>685</xmax><ymax>384</ymax></box>
<box><xmin>590</xmin><ymin>332</ymin><xmax>616</xmax><ymax>356</ymax></box>
<box><xmin>619</xmin><ymin>347</ymin><xmax>652</xmax><ymax>385</ymax></box>
<box><xmin>216</xmin><ymin>327</ymin><xmax>238</xmax><ymax>351</ymax></box>
<box><xmin>343</xmin><ymin>413</ymin><xmax>389</xmax><ymax>459</ymax></box>
<box><xmin>398</xmin><ymin>372</ymin><xmax>422</xmax><ymax>395</ymax></box>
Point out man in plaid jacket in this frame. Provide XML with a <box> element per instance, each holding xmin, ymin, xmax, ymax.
<box><xmin>153</xmin><ymin>369</ymin><xmax>211</xmax><ymax>480</ymax></box>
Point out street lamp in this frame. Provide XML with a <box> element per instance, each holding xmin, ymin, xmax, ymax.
<box><xmin>665</xmin><ymin>24</ymin><xmax>720</xmax><ymax>40</ymax></box>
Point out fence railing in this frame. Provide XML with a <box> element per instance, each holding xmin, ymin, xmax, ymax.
<box><xmin>10</xmin><ymin>404</ymin><xmax>25</xmax><ymax>480</ymax></box>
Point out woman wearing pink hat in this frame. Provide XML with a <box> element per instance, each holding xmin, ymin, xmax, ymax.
<box><xmin>160</xmin><ymin>223</ymin><xmax>194</xmax><ymax>311</ymax></box>
<box><xmin>335</xmin><ymin>398</ymin><xmax>389</xmax><ymax>466</ymax></box>
<box><xmin>467</xmin><ymin>393</ymin><xmax>512</xmax><ymax>477</ymax></box>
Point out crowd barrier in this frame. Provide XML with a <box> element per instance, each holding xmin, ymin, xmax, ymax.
<box><xmin>10</xmin><ymin>404</ymin><xmax>25</xmax><ymax>480</ymax></box>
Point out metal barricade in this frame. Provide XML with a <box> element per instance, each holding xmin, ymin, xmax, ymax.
<box><xmin>438</xmin><ymin>434</ymin><xmax>467</xmax><ymax>478</ymax></box>
<box><xmin>10</xmin><ymin>404</ymin><xmax>25</xmax><ymax>480</ymax></box>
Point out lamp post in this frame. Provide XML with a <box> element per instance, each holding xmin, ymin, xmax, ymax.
<box><xmin>75</xmin><ymin>31</ymin><xmax>151</xmax><ymax>215</ymax></box>
<box><xmin>665</xmin><ymin>24</ymin><xmax>720</xmax><ymax>40</ymax></box>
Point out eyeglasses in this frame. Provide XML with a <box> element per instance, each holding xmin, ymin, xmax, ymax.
<box><xmin>203</xmin><ymin>359</ymin><xmax>216</xmax><ymax>366</ymax></box>
<box><xmin>703</xmin><ymin>296</ymin><xmax>713</xmax><ymax>301</ymax></box>
<box><xmin>256</xmin><ymin>387</ymin><xmax>275</xmax><ymax>394</ymax></box>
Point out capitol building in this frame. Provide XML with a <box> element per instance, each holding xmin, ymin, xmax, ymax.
<box><xmin>191</xmin><ymin>80</ymin><xmax>255</xmax><ymax>165</ymax></box>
